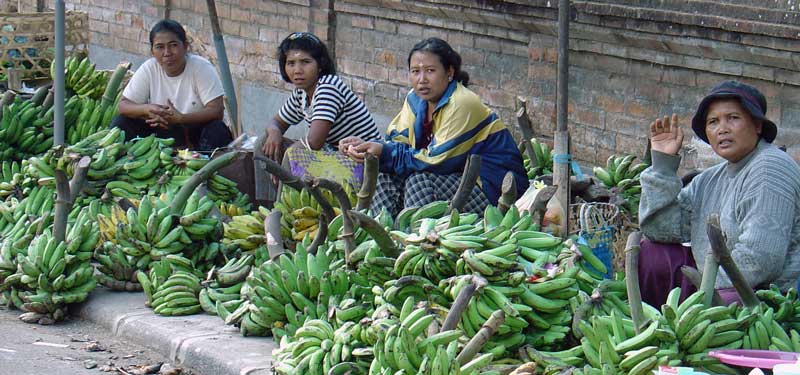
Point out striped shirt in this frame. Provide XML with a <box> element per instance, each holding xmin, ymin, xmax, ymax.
<box><xmin>640</xmin><ymin>140</ymin><xmax>800</xmax><ymax>290</ymax></box>
<box><xmin>277</xmin><ymin>75</ymin><xmax>381</xmax><ymax>146</ymax></box>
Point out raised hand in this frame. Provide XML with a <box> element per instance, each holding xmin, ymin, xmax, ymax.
<box><xmin>650</xmin><ymin>114</ymin><xmax>684</xmax><ymax>156</ymax></box>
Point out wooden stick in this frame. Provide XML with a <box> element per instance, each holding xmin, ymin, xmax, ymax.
<box><xmin>449</xmin><ymin>154</ymin><xmax>481</xmax><ymax>213</ymax></box>
<box><xmin>356</xmin><ymin>153</ymin><xmax>379</xmax><ymax>211</ymax></box>
<box><xmin>313</xmin><ymin>178</ymin><xmax>355</xmax><ymax>264</ymax></box>
<box><xmin>497</xmin><ymin>171</ymin><xmax>517</xmax><ymax>214</ymax></box>
<box><xmin>515</xmin><ymin>96</ymin><xmax>537</xmax><ymax>165</ymax></box>
<box><xmin>348</xmin><ymin>210</ymin><xmax>400</xmax><ymax>258</ymax></box>
<box><xmin>441</xmin><ymin>280</ymin><xmax>476</xmax><ymax>332</ymax></box>
<box><xmin>700</xmin><ymin>247</ymin><xmax>719</xmax><ymax>307</ymax></box>
<box><xmin>457</xmin><ymin>309</ymin><xmax>504</xmax><ymax>365</ymax></box>
<box><xmin>706</xmin><ymin>214</ymin><xmax>760</xmax><ymax>307</ymax></box>
<box><xmin>265</xmin><ymin>210</ymin><xmax>285</xmax><ymax>260</ymax></box>
<box><xmin>624</xmin><ymin>231</ymin><xmax>646</xmax><ymax>333</ymax></box>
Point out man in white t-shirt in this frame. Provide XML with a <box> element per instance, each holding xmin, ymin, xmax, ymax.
<box><xmin>113</xmin><ymin>19</ymin><xmax>232</xmax><ymax>151</ymax></box>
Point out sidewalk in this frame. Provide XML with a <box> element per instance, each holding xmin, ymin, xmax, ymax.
<box><xmin>72</xmin><ymin>288</ymin><xmax>276</xmax><ymax>375</ymax></box>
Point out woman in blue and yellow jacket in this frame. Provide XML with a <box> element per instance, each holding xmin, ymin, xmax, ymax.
<box><xmin>340</xmin><ymin>37</ymin><xmax>528</xmax><ymax>216</ymax></box>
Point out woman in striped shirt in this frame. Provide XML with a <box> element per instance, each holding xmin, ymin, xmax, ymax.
<box><xmin>261</xmin><ymin>32</ymin><xmax>381</xmax><ymax>161</ymax></box>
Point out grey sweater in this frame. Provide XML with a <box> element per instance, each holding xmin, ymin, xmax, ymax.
<box><xmin>639</xmin><ymin>139</ymin><xmax>800</xmax><ymax>290</ymax></box>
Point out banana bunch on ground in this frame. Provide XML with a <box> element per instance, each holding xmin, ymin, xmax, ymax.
<box><xmin>379</xmin><ymin>275</ymin><xmax>449</xmax><ymax>309</ymax></box>
<box><xmin>53</xmin><ymin>55</ymin><xmax>111</xmax><ymax>100</ymax></box>
<box><xmin>93</xmin><ymin>241</ymin><xmax>147</xmax><ymax>292</ymax></box>
<box><xmin>0</xmin><ymin>97</ymin><xmax>55</xmax><ymax>160</ymax></box>
<box><xmin>365</xmin><ymin>301</ymin><xmax>494</xmax><ymax>375</ymax></box>
<box><xmin>242</xmin><ymin>240</ymin><xmax>348</xmax><ymax>340</ymax></box>
<box><xmin>115</xmin><ymin>134</ymin><xmax>171</xmax><ymax>191</ymax></box>
<box><xmin>198</xmin><ymin>253</ymin><xmax>252</xmax><ymax>318</ymax></box>
<box><xmin>222</xmin><ymin>207</ymin><xmax>269</xmax><ymax>251</ymax></box>
<box><xmin>10</xmin><ymin>211</ymin><xmax>99</xmax><ymax>324</ymax></box>
<box><xmin>522</xmin><ymin>137</ymin><xmax>555</xmax><ymax>179</ymax></box>
<box><xmin>274</xmin><ymin>319</ymin><xmax>374</xmax><ymax>375</ymax></box>
<box><xmin>139</xmin><ymin>265</ymin><xmax>203</xmax><ymax>316</ymax></box>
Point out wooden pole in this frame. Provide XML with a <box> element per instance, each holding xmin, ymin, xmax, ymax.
<box><xmin>554</xmin><ymin>0</ymin><xmax>571</xmax><ymax>237</ymax></box>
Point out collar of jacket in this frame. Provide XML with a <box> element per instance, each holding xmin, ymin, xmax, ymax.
<box><xmin>406</xmin><ymin>81</ymin><xmax>459</xmax><ymax>149</ymax></box>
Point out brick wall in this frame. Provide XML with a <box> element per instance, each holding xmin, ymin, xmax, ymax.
<box><xmin>18</xmin><ymin>0</ymin><xmax>800</xmax><ymax>167</ymax></box>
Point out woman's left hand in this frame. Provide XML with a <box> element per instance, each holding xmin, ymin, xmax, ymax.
<box><xmin>347</xmin><ymin>141</ymin><xmax>383</xmax><ymax>163</ymax></box>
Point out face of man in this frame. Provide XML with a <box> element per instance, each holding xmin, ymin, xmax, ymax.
<box><xmin>705</xmin><ymin>99</ymin><xmax>763</xmax><ymax>163</ymax></box>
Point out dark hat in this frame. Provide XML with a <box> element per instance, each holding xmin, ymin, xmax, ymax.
<box><xmin>691</xmin><ymin>80</ymin><xmax>777</xmax><ymax>144</ymax></box>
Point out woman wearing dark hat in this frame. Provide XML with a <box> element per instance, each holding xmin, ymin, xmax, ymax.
<box><xmin>637</xmin><ymin>80</ymin><xmax>800</xmax><ymax>306</ymax></box>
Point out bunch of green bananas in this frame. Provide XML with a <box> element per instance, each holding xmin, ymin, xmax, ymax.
<box><xmin>9</xmin><ymin>210</ymin><xmax>98</xmax><ymax>324</ymax></box>
<box><xmin>0</xmin><ymin>160</ymin><xmax>24</xmax><ymax>199</ymax></box>
<box><xmin>65</xmin><ymin>94</ymin><xmax>120</xmax><ymax>145</ymax></box>
<box><xmin>592</xmin><ymin>154</ymin><xmax>648</xmax><ymax>189</ymax></box>
<box><xmin>139</xmin><ymin>263</ymin><xmax>203</xmax><ymax>316</ymax></box>
<box><xmin>756</xmin><ymin>285</ymin><xmax>800</xmax><ymax>331</ymax></box>
<box><xmin>522</xmin><ymin>137</ymin><xmax>554</xmax><ymax>179</ymax></box>
<box><xmin>197</xmin><ymin>253</ymin><xmax>252</xmax><ymax>318</ymax></box>
<box><xmin>0</xmin><ymin>98</ymin><xmax>55</xmax><ymax>160</ymax></box>
<box><xmin>54</xmin><ymin>55</ymin><xmax>111</xmax><ymax>100</ymax></box>
<box><xmin>274</xmin><ymin>319</ymin><xmax>375</xmax><ymax>375</ymax></box>
<box><xmin>160</xmin><ymin>148</ymin><xmax>208</xmax><ymax>177</ymax></box>
<box><xmin>206</xmin><ymin>173</ymin><xmax>241</xmax><ymax>204</ymax></box>
<box><xmin>93</xmin><ymin>240</ymin><xmax>147</xmax><ymax>292</ymax></box>
<box><xmin>241</xmin><ymin>239</ymin><xmax>348</xmax><ymax>339</ymax></box>
<box><xmin>222</xmin><ymin>207</ymin><xmax>269</xmax><ymax>251</ymax></box>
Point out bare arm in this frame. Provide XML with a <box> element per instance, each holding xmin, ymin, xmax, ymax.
<box><xmin>306</xmin><ymin>119</ymin><xmax>333</xmax><ymax>150</ymax></box>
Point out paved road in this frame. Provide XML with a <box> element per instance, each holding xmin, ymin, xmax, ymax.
<box><xmin>0</xmin><ymin>305</ymin><xmax>195</xmax><ymax>375</ymax></box>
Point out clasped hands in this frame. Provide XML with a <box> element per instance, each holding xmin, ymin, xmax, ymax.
<box><xmin>144</xmin><ymin>99</ymin><xmax>184</xmax><ymax>130</ymax></box>
<box><xmin>338</xmin><ymin>136</ymin><xmax>382</xmax><ymax>163</ymax></box>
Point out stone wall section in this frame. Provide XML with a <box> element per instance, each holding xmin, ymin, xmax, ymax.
<box><xmin>12</xmin><ymin>0</ymin><xmax>800</xmax><ymax>167</ymax></box>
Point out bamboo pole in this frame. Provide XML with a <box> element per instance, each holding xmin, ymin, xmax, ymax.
<box><xmin>553</xmin><ymin>0</ymin><xmax>571</xmax><ymax>237</ymax></box>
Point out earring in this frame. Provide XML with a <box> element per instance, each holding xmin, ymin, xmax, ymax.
<box><xmin>448</xmin><ymin>76</ymin><xmax>452</xmax><ymax>82</ymax></box>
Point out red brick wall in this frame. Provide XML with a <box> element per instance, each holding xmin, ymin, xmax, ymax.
<box><xmin>23</xmin><ymin>0</ymin><xmax>800</xmax><ymax>166</ymax></box>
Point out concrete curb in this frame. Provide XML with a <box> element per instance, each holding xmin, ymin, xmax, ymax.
<box><xmin>72</xmin><ymin>288</ymin><xmax>276</xmax><ymax>375</ymax></box>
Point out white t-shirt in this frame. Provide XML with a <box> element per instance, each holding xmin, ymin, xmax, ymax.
<box><xmin>122</xmin><ymin>54</ymin><xmax>224</xmax><ymax>115</ymax></box>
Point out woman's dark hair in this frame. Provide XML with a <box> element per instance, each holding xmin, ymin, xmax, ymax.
<box><xmin>149</xmin><ymin>19</ymin><xmax>188</xmax><ymax>46</ymax></box>
<box><xmin>277</xmin><ymin>32</ymin><xmax>336</xmax><ymax>83</ymax></box>
<box><xmin>407</xmin><ymin>37</ymin><xmax>469</xmax><ymax>87</ymax></box>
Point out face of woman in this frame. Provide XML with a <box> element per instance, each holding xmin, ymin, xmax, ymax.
<box><xmin>285</xmin><ymin>49</ymin><xmax>320</xmax><ymax>92</ymax></box>
<box><xmin>705</xmin><ymin>99</ymin><xmax>763</xmax><ymax>163</ymax></box>
<box><xmin>409</xmin><ymin>51</ymin><xmax>454</xmax><ymax>105</ymax></box>
<box><xmin>151</xmin><ymin>31</ymin><xmax>187</xmax><ymax>77</ymax></box>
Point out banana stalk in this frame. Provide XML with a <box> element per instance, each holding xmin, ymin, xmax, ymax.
<box><xmin>101</xmin><ymin>62</ymin><xmax>131</xmax><ymax>108</ymax></box>
<box><xmin>624</xmin><ymin>231</ymin><xmax>646</xmax><ymax>333</ymax></box>
<box><xmin>450</xmin><ymin>154</ymin><xmax>482</xmax><ymax>213</ymax></box>
<box><xmin>171</xmin><ymin>151</ymin><xmax>243</xmax><ymax>216</ymax></box>
<box><xmin>497</xmin><ymin>171</ymin><xmax>517</xmax><ymax>215</ymax></box>
<box><xmin>700</xmin><ymin>247</ymin><xmax>719</xmax><ymax>307</ymax></box>
<box><xmin>441</xmin><ymin>278</ymin><xmax>477</xmax><ymax>332</ymax></box>
<box><xmin>457</xmin><ymin>309</ymin><xmax>504</xmax><ymax>365</ymax></box>
<box><xmin>348</xmin><ymin>210</ymin><xmax>399</xmax><ymax>258</ymax></box>
<box><xmin>314</xmin><ymin>178</ymin><xmax>352</xmax><ymax>263</ymax></box>
<box><xmin>53</xmin><ymin>156</ymin><xmax>91</xmax><ymax>243</ymax></box>
<box><xmin>707</xmin><ymin>214</ymin><xmax>760</xmax><ymax>307</ymax></box>
<box><xmin>266</xmin><ymin>210</ymin><xmax>285</xmax><ymax>260</ymax></box>
<box><xmin>355</xmin><ymin>153</ymin><xmax>379</xmax><ymax>211</ymax></box>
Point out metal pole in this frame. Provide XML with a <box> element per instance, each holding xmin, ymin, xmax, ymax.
<box><xmin>206</xmin><ymin>0</ymin><xmax>238</xmax><ymax>132</ymax></box>
<box><xmin>54</xmin><ymin>0</ymin><xmax>65</xmax><ymax>146</ymax></box>
<box><xmin>554</xmin><ymin>0</ymin><xmax>571</xmax><ymax>236</ymax></box>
